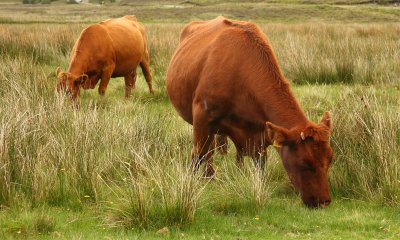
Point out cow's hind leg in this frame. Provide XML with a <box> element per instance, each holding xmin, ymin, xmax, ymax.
<box><xmin>215</xmin><ymin>134</ymin><xmax>228</xmax><ymax>155</ymax></box>
<box><xmin>124</xmin><ymin>70</ymin><xmax>137</xmax><ymax>99</ymax></box>
<box><xmin>191</xmin><ymin>103</ymin><xmax>216</xmax><ymax>178</ymax></box>
<box><xmin>140</xmin><ymin>52</ymin><xmax>154</xmax><ymax>95</ymax></box>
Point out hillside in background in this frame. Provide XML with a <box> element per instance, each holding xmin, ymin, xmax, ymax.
<box><xmin>0</xmin><ymin>0</ymin><xmax>399</xmax><ymax>23</ymax></box>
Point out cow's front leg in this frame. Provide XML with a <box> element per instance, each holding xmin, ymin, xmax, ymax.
<box><xmin>236</xmin><ymin>149</ymin><xmax>244</xmax><ymax>168</ymax></box>
<box><xmin>82</xmin><ymin>75</ymin><xmax>100</xmax><ymax>90</ymax></box>
<box><xmin>215</xmin><ymin>134</ymin><xmax>228</xmax><ymax>155</ymax></box>
<box><xmin>191</xmin><ymin>102</ymin><xmax>216</xmax><ymax>178</ymax></box>
<box><xmin>98</xmin><ymin>65</ymin><xmax>114</xmax><ymax>96</ymax></box>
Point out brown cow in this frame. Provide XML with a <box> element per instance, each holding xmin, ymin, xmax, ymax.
<box><xmin>56</xmin><ymin>15</ymin><xmax>154</xmax><ymax>101</ymax></box>
<box><xmin>166</xmin><ymin>16</ymin><xmax>333</xmax><ymax>208</ymax></box>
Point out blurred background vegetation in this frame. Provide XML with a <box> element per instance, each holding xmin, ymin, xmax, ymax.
<box><xmin>0</xmin><ymin>0</ymin><xmax>398</xmax><ymax>23</ymax></box>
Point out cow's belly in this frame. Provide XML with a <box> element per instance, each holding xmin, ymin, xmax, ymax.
<box><xmin>167</xmin><ymin>77</ymin><xmax>196</xmax><ymax>125</ymax></box>
<box><xmin>111</xmin><ymin>43</ymin><xmax>143</xmax><ymax>77</ymax></box>
<box><xmin>166</xmin><ymin>56</ymin><xmax>203</xmax><ymax>125</ymax></box>
<box><xmin>112</xmin><ymin>58</ymin><xmax>141</xmax><ymax>77</ymax></box>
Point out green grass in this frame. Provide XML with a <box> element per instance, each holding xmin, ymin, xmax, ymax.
<box><xmin>1</xmin><ymin>198</ymin><xmax>400</xmax><ymax>239</ymax></box>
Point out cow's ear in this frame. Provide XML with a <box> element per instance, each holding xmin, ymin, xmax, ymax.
<box><xmin>298</xmin><ymin>111</ymin><xmax>331</xmax><ymax>142</ymax></box>
<box><xmin>300</xmin><ymin>113</ymin><xmax>331</xmax><ymax>142</ymax></box>
<box><xmin>320</xmin><ymin>111</ymin><xmax>331</xmax><ymax>130</ymax></box>
<box><xmin>74</xmin><ymin>74</ymin><xmax>88</xmax><ymax>85</ymax></box>
<box><xmin>266</xmin><ymin>122</ymin><xmax>290</xmax><ymax>148</ymax></box>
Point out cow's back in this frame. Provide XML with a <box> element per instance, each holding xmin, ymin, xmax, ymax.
<box><xmin>100</xmin><ymin>16</ymin><xmax>147</xmax><ymax>76</ymax></box>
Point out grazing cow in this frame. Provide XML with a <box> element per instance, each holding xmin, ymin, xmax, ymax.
<box><xmin>166</xmin><ymin>16</ymin><xmax>333</xmax><ymax>208</ymax></box>
<box><xmin>56</xmin><ymin>15</ymin><xmax>154</xmax><ymax>101</ymax></box>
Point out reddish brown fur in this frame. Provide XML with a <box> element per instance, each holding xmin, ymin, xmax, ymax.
<box><xmin>166</xmin><ymin>17</ymin><xmax>334</xmax><ymax>208</ymax></box>
<box><xmin>56</xmin><ymin>15</ymin><xmax>154</xmax><ymax>101</ymax></box>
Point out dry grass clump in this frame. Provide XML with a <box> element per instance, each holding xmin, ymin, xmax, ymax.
<box><xmin>329</xmin><ymin>87</ymin><xmax>400</xmax><ymax>205</ymax></box>
<box><xmin>103</xmin><ymin>141</ymin><xmax>207</xmax><ymax>229</ymax></box>
<box><xmin>211</xmin><ymin>159</ymin><xmax>276</xmax><ymax>213</ymax></box>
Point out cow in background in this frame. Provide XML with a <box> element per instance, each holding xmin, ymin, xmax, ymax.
<box><xmin>57</xmin><ymin>15</ymin><xmax>154</xmax><ymax>101</ymax></box>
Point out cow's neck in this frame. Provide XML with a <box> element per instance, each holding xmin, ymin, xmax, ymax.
<box><xmin>258</xmin><ymin>74</ymin><xmax>309</xmax><ymax>130</ymax></box>
<box><xmin>68</xmin><ymin>51</ymin><xmax>88</xmax><ymax>76</ymax></box>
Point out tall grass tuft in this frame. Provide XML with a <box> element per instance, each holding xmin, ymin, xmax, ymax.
<box><xmin>330</xmin><ymin>87</ymin><xmax>400</xmax><ymax>205</ymax></box>
<box><xmin>211</xmin><ymin>159</ymin><xmax>275</xmax><ymax>214</ymax></box>
<box><xmin>33</xmin><ymin>214</ymin><xmax>55</xmax><ymax>234</ymax></box>
<box><xmin>104</xmin><ymin>144</ymin><xmax>207</xmax><ymax>229</ymax></box>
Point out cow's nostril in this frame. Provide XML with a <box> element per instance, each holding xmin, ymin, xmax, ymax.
<box><xmin>305</xmin><ymin>198</ymin><xmax>331</xmax><ymax>208</ymax></box>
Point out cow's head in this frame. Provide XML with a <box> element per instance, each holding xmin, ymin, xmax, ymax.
<box><xmin>56</xmin><ymin>67</ymin><xmax>88</xmax><ymax>100</ymax></box>
<box><xmin>266</xmin><ymin>112</ymin><xmax>333</xmax><ymax>208</ymax></box>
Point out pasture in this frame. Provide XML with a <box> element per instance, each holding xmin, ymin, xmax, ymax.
<box><xmin>0</xmin><ymin>0</ymin><xmax>400</xmax><ymax>239</ymax></box>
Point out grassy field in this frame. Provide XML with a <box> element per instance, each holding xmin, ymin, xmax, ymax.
<box><xmin>1</xmin><ymin>0</ymin><xmax>400</xmax><ymax>239</ymax></box>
